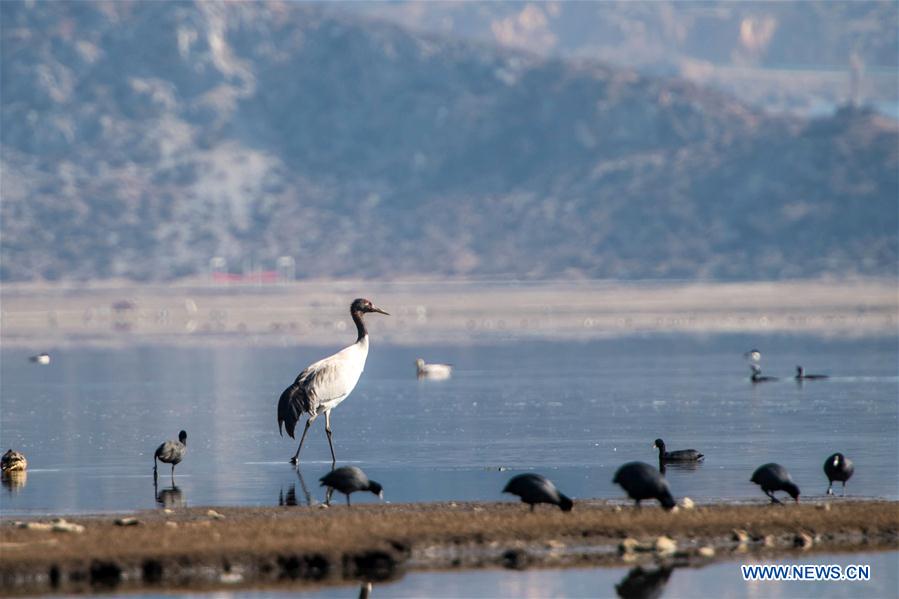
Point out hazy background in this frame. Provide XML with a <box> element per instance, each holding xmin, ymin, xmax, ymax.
<box><xmin>1</xmin><ymin>0</ymin><xmax>897</xmax><ymax>284</ymax></box>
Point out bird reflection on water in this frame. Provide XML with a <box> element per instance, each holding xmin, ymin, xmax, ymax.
<box><xmin>615</xmin><ymin>564</ymin><xmax>674</xmax><ymax>599</ymax></box>
<box><xmin>659</xmin><ymin>460</ymin><xmax>703</xmax><ymax>475</ymax></box>
<box><xmin>279</xmin><ymin>467</ymin><xmax>315</xmax><ymax>507</ymax></box>
<box><xmin>154</xmin><ymin>478</ymin><xmax>186</xmax><ymax>509</ymax></box>
<box><xmin>2</xmin><ymin>471</ymin><xmax>27</xmax><ymax>493</ymax></box>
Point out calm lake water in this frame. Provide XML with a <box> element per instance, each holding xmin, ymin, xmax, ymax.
<box><xmin>1</xmin><ymin>334</ymin><xmax>897</xmax><ymax>514</ymax></box>
<box><xmin>108</xmin><ymin>551</ymin><xmax>899</xmax><ymax>598</ymax></box>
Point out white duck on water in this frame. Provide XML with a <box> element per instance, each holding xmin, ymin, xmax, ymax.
<box><xmin>278</xmin><ymin>298</ymin><xmax>389</xmax><ymax>465</ymax></box>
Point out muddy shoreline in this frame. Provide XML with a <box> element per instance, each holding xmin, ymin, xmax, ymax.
<box><xmin>1</xmin><ymin>279</ymin><xmax>895</xmax><ymax>347</ymax></box>
<box><xmin>2</xmin><ymin>499</ymin><xmax>896</xmax><ymax>595</ymax></box>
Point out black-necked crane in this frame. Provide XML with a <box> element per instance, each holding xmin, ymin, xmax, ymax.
<box><xmin>154</xmin><ymin>430</ymin><xmax>187</xmax><ymax>481</ymax></box>
<box><xmin>277</xmin><ymin>298</ymin><xmax>389</xmax><ymax>465</ymax></box>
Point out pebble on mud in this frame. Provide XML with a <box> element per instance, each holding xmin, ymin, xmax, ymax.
<box><xmin>165</xmin><ymin>521</ymin><xmax>178</xmax><ymax>529</ymax></box>
<box><xmin>731</xmin><ymin>529</ymin><xmax>750</xmax><ymax>543</ymax></box>
<box><xmin>114</xmin><ymin>517</ymin><xmax>140</xmax><ymax>526</ymax></box>
<box><xmin>51</xmin><ymin>519</ymin><xmax>84</xmax><ymax>534</ymax></box>
<box><xmin>654</xmin><ymin>536</ymin><xmax>677</xmax><ymax>555</ymax></box>
<box><xmin>697</xmin><ymin>546</ymin><xmax>715</xmax><ymax>558</ymax></box>
<box><xmin>207</xmin><ymin>510</ymin><xmax>225</xmax><ymax>520</ymax></box>
<box><xmin>545</xmin><ymin>539</ymin><xmax>565</xmax><ymax>550</ymax></box>
<box><xmin>680</xmin><ymin>497</ymin><xmax>695</xmax><ymax>510</ymax></box>
<box><xmin>17</xmin><ymin>522</ymin><xmax>53</xmax><ymax>531</ymax></box>
<box><xmin>618</xmin><ymin>538</ymin><xmax>640</xmax><ymax>554</ymax></box>
<box><xmin>794</xmin><ymin>532</ymin><xmax>814</xmax><ymax>549</ymax></box>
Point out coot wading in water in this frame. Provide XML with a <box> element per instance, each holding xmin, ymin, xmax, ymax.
<box><xmin>653</xmin><ymin>438</ymin><xmax>704</xmax><ymax>464</ymax></box>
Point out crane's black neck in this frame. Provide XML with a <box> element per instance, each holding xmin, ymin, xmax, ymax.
<box><xmin>351</xmin><ymin>310</ymin><xmax>367</xmax><ymax>342</ymax></box>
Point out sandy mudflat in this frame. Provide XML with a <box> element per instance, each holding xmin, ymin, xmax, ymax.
<box><xmin>1</xmin><ymin>499</ymin><xmax>896</xmax><ymax>595</ymax></box>
<box><xmin>0</xmin><ymin>278</ymin><xmax>896</xmax><ymax>347</ymax></box>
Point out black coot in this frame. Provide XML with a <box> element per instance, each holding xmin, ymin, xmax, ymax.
<box><xmin>613</xmin><ymin>462</ymin><xmax>676</xmax><ymax>509</ymax></box>
<box><xmin>750</xmin><ymin>364</ymin><xmax>778</xmax><ymax>383</ymax></box>
<box><xmin>823</xmin><ymin>453</ymin><xmax>854</xmax><ymax>495</ymax></box>
<box><xmin>795</xmin><ymin>366</ymin><xmax>828</xmax><ymax>380</ymax></box>
<box><xmin>750</xmin><ymin>463</ymin><xmax>800</xmax><ymax>503</ymax></box>
<box><xmin>653</xmin><ymin>439</ymin><xmax>704</xmax><ymax>463</ymax></box>
<box><xmin>319</xmin><ymin>466</ymin><xmax>383</xmax><ymax>506</ymax></box>
<box><xmin>503</xmin><ymin>473</ymin><xmax>573</xmax><ymax>512</ymax></box>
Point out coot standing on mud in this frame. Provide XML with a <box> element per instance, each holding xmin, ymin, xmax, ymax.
<box><xmin>750</xmin><ymin>463</ymin><xmax>800</xmax><ymax>503</ymax></box>
<box><xmin>824</xmin><ymin>453</ymin><xmax>854</xmax><ymax>495</ymax></box>
<box><xmin>319</xmin><ymin>466</ymin><xmax>383</xmax><ymax>506</ymax></box>
<box><xmin>502</xmin><ymin>473</ymin><xmax>573</xmax><ymax>512</ymax></box>
<box><xmin>613</xmin><ymin>462</ymin><xmax>676</xmax><ymax>509</ymax></box>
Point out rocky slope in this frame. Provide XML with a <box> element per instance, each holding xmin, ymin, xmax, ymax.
<box><xmin>1</xmin><ymin>2</ymin><xmax>896</xmax><ymax>281</ymax></box>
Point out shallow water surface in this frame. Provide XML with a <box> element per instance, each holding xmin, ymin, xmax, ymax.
<box><xmin>117</xmin><ymin>551</ymin><xmax>899</xmax><ymax>598</ymax></box>
<box><xmin>1</xmin><ymin>335</ymin><xmax>896</xmax><ymax>515</ymax></box>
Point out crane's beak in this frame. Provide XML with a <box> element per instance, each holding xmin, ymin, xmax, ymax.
<box><xmin>371</xmin><ymin>307</ymin><xmax>390</xmax><ymax>316</ymax></box>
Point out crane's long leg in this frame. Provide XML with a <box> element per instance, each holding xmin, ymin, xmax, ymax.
<box><xmin>766</xmin><ymin>490</ymin><xmax>782</xmax><ymax>504</ymax></box>
<box><xmin>826</xmin><ymin>481</ymin><xmax>833</xmax><ymax>495</ymax></box>
<box><xmin>324</xmin><ymin>411</ymin><xmax>336</xmax><ymax>466</ymax></box>
<box><xmin>842</xmin><ymin>481</ymin><xmax>846</xmax><ymax>497</ymax></box>
<box><xmin>153</xmin><ymin>456</ymin><xmax>158</xmax><ymax>481</ymax></box>
<box><xmin>290</xmin><ymin>419</ymin><xmax>313</xmax><ymax>465</ymax></box>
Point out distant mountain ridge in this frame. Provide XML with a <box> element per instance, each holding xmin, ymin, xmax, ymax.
<box><xmin>1</xmin><ymin>1</ymin><xmax>896</xmax><ymax>282</ymax></box>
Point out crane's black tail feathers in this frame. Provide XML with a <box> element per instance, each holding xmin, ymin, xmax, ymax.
<box><xmin>277</xmin><ymin>382</ymin><xmax>305</xmax><ymax>439</ymax></box>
